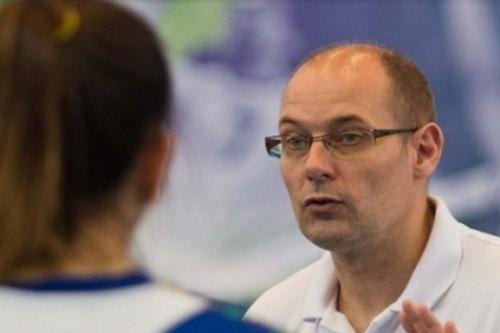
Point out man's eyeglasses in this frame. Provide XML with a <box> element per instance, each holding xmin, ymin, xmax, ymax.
<box><xmin>265</xmin><ymin>127</ymin><xmax>418</xmax><ymax>159</ymax></box>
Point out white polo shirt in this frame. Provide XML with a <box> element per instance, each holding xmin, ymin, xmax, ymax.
<box><xmin>245</xmin><ymin>196</ymin><xmax>500</xmax><ymax>333</ymax></box>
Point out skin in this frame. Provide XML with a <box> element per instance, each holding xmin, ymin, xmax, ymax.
<box><xmin>279</xmin><ymin>47</ymin><xmax>444</xmax><ymax>332</ymax></box>
<box><xmin>400</xmin><ymin>299</ymin><xmax>459</xmax><ymax>333</ymax></box>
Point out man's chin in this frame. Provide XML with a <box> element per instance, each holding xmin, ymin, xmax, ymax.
<box><xmin>302</xmin><ymin>229</ymin><xmax>355</xmax><ymax>252</ymax></box>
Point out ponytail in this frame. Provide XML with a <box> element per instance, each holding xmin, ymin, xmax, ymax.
<box><xmin>0</xmin><ymin>1</ymin><xmax>69</xmax><ymax>278</ymax></box>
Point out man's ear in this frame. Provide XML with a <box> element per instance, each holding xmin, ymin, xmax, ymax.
<box><xmin>136</xmin><ymin>129</ymin><xmax>175</xmax><ymax>203</ymax></box>
<box><xmin>411</xmin><ymin>122</ymin><xmax>444</xmax><ymax>180</ymax></box>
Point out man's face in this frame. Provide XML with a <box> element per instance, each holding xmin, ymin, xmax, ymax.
<box><xmin>279</xmin><ymin>53</ymin><xmax>417</xmax><ymax>253</ymax></box>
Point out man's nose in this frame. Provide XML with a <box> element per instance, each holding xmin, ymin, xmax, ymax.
<box><xmin>305</xmin><ymin>140</ymin><xmax>337</xmax><ymax>182</ymax></box>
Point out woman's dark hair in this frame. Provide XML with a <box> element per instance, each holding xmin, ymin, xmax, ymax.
<box><xmin>0</xmin><ymin>0</ymin><xmax>170</xmax><ymax>277</ymax></box>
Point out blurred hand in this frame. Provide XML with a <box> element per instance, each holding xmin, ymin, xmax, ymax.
<box><xmin>399</xmin><ymin>299</ymin><xmax>459</xmax><ymax>333</ymax></box>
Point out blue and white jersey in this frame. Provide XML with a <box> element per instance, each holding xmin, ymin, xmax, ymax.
<box><xmin>0</xmin><ymin>271</ymin><xmax>274</xmax><ymax>332</ymax></box>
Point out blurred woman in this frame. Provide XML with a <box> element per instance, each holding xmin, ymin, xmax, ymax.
<box><xmin>0</xmin><ymin>0</ymin><xmax>273</xmax><ymax>331</ymax></box>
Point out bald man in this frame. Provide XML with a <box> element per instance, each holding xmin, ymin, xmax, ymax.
<box><xmin>245</xmin><ymin>43</ymin><xmax>500</xmax><ymax>333</ymax></box>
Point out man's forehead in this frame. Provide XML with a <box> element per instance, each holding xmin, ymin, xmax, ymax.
<box><xmin>285</xmin><ymin>53</ymin><xmax>390</xmax><ymax>99</ymax></box>
<box><xmin>294</xmin><ymin>49</ymin><xmax>386</xmax><ymax>81</ymax></box>
<box><xmin>279</xmin><ymin>49</ymin><xmax>396</xmax><ymax>128</ymax></box>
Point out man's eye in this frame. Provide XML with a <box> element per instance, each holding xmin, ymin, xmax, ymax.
<box><xmin>285</xmin><ymin>135</ymin><xmax>309</xmax><ymax>150</ymax></box>
<box><xmin>336</xmin><ymin>131</ymin><xmax>365</xmax><ymax>145</ymax></box>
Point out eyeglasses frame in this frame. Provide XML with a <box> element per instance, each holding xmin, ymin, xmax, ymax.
<box><xmin>265</xmin><ymin>127</ymin><xmax>419</xmax><ymax>158</ymax></box>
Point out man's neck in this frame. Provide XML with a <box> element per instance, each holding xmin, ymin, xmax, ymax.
<box><xmin>332</xmin><ymin>201</ymin><xmax>434</xmax><ymax>333</ymax></box>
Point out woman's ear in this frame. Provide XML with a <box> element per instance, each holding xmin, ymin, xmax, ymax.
<box><xmin>135</xmin><ymin>129</ymin><xmax>175</xmax><ymax>204</ymax></box>
<box><xmin>412</xmin><ymin>122</ymin><xmax>444</xmax><ymax>180</ymax></box>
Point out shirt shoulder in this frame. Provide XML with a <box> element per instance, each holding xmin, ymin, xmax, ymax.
<box><xmin>0</xmin><ymin>280</ymin><xmax>209</xmax><ymax>332</ymax></box>
<box><xmin>436</xmin><ymin>225</ymin><xmax>500</xmax><ymax>331</ymax></box>
<box><xmin>167</xmin><ymin>309</ymin><xmax>278</xmax><ymax>333</ymax></box>
<box><xmin>459</xmin><ymin>224</ymin><xmax>500</xmax><ymax>278</ymax></box>
<box><xmin>461</xmin><ymin>224</ymin><xmax>500</xmax><ymax>248</ymax></box>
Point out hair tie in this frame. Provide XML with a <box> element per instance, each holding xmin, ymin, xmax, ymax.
<box><xmin>53</xmin><ymin>6</ymin><xmax>80</xmax><ymax>43</ymax></box>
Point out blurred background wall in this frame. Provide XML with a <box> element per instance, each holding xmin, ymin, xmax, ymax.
<box><xmin>109</xmin><ymin>0</ymin><xmax>500</xmax><ymax>303</ymax></box>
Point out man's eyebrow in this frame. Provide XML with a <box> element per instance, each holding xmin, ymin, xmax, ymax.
<box><xmin>278</xmin><ymin>116</ymin><xmax>301</xmax><ymax>127</ymax></box>
<box><xmin>278</xmin><ymin>114</ymin><xmax>367</xmax><ymax>127</ymax></box>
<box><xmin>329</xmin><ymin>115</ymin><xmax>367</xmax><ymax>127</ymax></box>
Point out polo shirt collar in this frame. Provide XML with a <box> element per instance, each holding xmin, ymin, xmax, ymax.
<box><xmin>302</xmin><ymin>251</ymin><xmax>337</xmax><ymax>322</ymax></box>
<box><xmin>300</xmin><ymin>195</ymin><xmax>463</xmax><ymax>323</ymax></box>
<box><xmin>389</xmin><ymin>195</ymin><xmax>463</xmax><ymax>311</ymax></box>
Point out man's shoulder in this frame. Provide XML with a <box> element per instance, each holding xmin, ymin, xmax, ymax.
<box><xmin>244</xmin><ymin>254</ymin><xmax>326</xmax><ymax>330</ymax></box>
<box><xmin>457</xmin><ymin>225</ymin><xmax>500</xmax><ymax>286</ymax></box>
<box><xmin>436</xmin><ymin>225</ymin><xmax>500</xmax><ymax>326</ymax></box>
<box><xmin>460</xmin><ymin>224</ymin><xmax>500</xmax><ymax>256</ymax></box>
<box><xmin>461</xmin><ymin>225</ymin><xmax>500</xmax><ymax>259</ymax></box>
